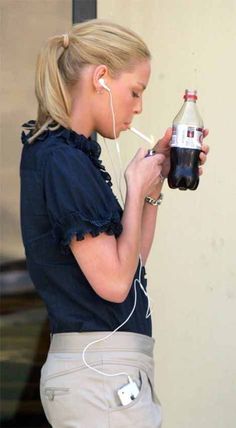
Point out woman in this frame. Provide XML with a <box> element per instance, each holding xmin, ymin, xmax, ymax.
<box><xmin>20</xmin><ymin>19</ymin><xmax>209</xmax><ymax>428</ymax></box>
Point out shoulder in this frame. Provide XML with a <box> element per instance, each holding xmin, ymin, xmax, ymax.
<box><xmin>43</xmin><ymin>139</ymin><xmax>94</xmax><ymax>171</ymax></box>
<box><xmin>20</xmin><ymin>125</ymin><xmax>100</xmax><ymax>175</ymax></box>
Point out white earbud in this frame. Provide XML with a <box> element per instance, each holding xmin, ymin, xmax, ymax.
<box><xmin>98</xmin><ymin>78</ymin><xmax>111</xmax><ymax>92</ymax></box>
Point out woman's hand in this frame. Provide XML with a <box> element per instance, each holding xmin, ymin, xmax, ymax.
<box><xmin>153</xmin><ymin>128</ymin><xmax>210</xmax><ymax>178</ymax></box>
<box><xmin>153</xmin><ymin>128</ymin><xmax>172</xmax><ymax>178</ymax></box>
<box><xmin>199</xmin><ymin>129</ymin><xmax>210</xmax><ymax>175</ymax></box>
<box><xmin>125</xmin><ymin>147</ymin><xmax>166</xmax><ymax>198</ymax></box>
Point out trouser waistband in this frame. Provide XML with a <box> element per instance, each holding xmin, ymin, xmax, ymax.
<box><xmin>49</xmin><ymin>331</ymin><xmax>154</xmax><ymax>358</ymax></box>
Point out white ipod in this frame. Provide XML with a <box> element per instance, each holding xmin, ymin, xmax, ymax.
<box><xmin>117</xmin><ymin>379</ymin><xmax>140</xmax><ymax>406</ymax></box>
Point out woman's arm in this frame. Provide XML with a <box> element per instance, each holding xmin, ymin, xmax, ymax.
<box><xmin>70</xmin><ymin>188</ymin><xmax>144</xmax><ymax>304</ymax></box>
<box><xmin>140</xmin><ymin>182</ymin><xmax>164</xmax><ymax>265</ymax></box>
<box><xmin>70</xmin><ymin>148</ymin><xmax>165</xmax><ymax>303</ymax></box>
<box><xmin>140</xmin><ymin>129</ymin><xmax>172</xmax><ymax>264</ymax></box>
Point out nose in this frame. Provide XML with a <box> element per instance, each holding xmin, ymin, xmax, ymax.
<box><xmin>133</xmin><ymin>98</ymin><xmax>142</xmax><ymax>115</ymax></box>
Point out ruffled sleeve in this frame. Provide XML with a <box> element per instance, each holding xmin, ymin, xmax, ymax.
<box><xmin>43</xmin><ymin>145</ymin><xmax>123</xmax><ymax>251</ymax></box>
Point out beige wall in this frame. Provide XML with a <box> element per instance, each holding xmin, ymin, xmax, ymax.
<box><xmin>0</xmin><ymin>0</ymin><xmax>71</xmax><ymax>262</ymax></box>
<box><xmin>1</xmin><ymin>0</ymin><xmax>235</xmax><ymax>426</ymax></box>
<box><xmin>97</xmin><ymin>1</ymin><xmax>236</xmax><ymax>427</ymax></box>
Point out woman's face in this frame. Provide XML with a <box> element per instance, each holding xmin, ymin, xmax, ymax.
<box><xmin>94</xmin><ymin>60</ymin><xmax>151</xmax><ymax>139</ymax></box>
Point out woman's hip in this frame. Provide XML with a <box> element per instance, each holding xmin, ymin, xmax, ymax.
<box><xmin>40</xmin><ymin>331</ymin><xmax>162</xmax><ymax>428</ymax></box>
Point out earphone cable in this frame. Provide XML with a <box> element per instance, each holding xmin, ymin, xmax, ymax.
<box><xmin>82</xmin><ymin>257</ymin><xmax>152</xmax><ymax>379</ymax></box>
<box><xmin>103</xmin><ymin>137</ymin><xmax>124</xmax><ymax>209</ymax></box>
<box><xmin>81</xmin><ymin>85</ymin><xmax>152</xmax><ymax>379</ymax></box>
<box><xmin>107</xmin><ymin>89</ymin><xmax>125</xmax><ymax>207</ymax></box>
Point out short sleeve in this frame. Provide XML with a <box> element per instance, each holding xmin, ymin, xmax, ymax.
<box><xmin>43</xmin><ymin>146</ymin><xmax>123</xmax><ymax>250</ymax></box>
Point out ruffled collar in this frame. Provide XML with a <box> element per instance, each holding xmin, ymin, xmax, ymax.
<box><xmin>21</xmin><ymin>121</ymin><xmax>112</xmax><ymax>187</ymax></box>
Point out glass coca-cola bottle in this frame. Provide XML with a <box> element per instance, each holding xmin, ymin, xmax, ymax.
<box><xmin>168</xmin><ymin>89</ymin><xmax>204</xmax><ymax>190</ymax></box>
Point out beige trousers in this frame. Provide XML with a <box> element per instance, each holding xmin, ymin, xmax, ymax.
<box><xmin>40</xmin><ymin>331</ymin><xmax>162</xmax><ymax>428</ymax></box>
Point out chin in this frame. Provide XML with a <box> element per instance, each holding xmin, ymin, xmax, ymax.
<box><xmin>99</xmin><ymin>130</ymin><xmax>120</xmax><ymax>140</ymax></box>
<box><xmin>97</xmin><ymin>123</ymin><xmax>127</xmax><ymax>139</ymax></box>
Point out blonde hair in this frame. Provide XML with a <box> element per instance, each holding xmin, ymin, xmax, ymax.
<box><xmin>28</xmin><ymin>19</ymin><xmax>151</xmax><ymax>143</ymax></box>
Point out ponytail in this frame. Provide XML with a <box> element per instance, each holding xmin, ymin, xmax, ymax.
<box><xmin>34</xmin><ymin>35</ymin><xmax>71</xmax><ymax>134</ymax></box>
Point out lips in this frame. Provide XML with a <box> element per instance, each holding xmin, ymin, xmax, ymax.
<box><xmin>123</xmin><ymin>123</ymin><xmax>131</xmax><ymax>130</ymax></box>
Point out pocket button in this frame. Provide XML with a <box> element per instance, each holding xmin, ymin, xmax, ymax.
<box><xmin>45</xmin><ymin>390</ymin><xmax>55</xmax><ymax>401</ymax></box>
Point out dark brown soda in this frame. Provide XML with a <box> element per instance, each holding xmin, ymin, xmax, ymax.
<box><xmin>168</xmin><ymin>147</ymin><xmax>201</xmax><ymax>190</ymax></box>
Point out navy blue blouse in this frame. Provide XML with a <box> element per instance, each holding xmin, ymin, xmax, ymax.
<box><xmin>20</xmin><ymin>122</ymin><xmax>152</xmax><ymax>336</ymax></box>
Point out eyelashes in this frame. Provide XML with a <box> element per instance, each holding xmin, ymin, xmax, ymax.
<box><xmin>132</xmin><ymin>91</ymin><xmax>141</xmax><ymax>98</ymax></box>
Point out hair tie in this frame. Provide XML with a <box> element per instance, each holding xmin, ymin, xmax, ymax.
<box><xmin>62</xmin><ymin>33</ymin><xmax>69</xmax><ymax>49</ymax></box>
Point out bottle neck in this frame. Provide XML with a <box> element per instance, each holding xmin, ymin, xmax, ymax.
<box><xmin>185</xmin><ymin>98</ymin><xmax>197</xmax><ymax>103</ymax></box>
<box><xmin>173</xmin><ymin>94</ymin><xmax>203</xmax><ymax>127</ymax></box>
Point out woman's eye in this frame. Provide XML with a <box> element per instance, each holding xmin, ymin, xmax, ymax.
<box><xmin>132</xmin><ymin>91</ymin><xmax>141</xmax><ymax>98</ymax></box>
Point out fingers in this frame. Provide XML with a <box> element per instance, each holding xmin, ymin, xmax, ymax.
<box><xmin>156</xmin><ymin>127</ymin><xmax>172</xmax><ymax>148</ymax></box>
<box><xmin>161</xmin><ymin>127</ymin><xmax>172</xmax><ymax>143</ymax></box>
<box><xmin>201</xmin><ymin>142</ymin><xmax>210</xmax><ymax>155</ymax></box>
<box><xmin>199</xmin><ymin>139</ymin><xmax>209</xmax><ymax>173</ymax></box>
<box><xmin>144</xmin><ymin>152</ymin><xmax>165</xmax><ymax>186</ymax></box>
<box><xmin>135</xmin><ymin>147</ymin><xmax>148</xmax><ymax>159</ymax></box>
<box><xmin>145</xmin><ymin>151</ymin><xmax>165</xmax><ymax>164</ymax></box>
<box><xmin>155</xmin><ymin>155</ymin><xmax>166</xmax><ymax>183</ymax></box>
<box><xmin>128</xmin><ymin>147</ymin><xmax>166</xmax><ymax>192</ymax></box>
<box><xmin>199</xmin><ymin>143</ymin><xmax>210</xmax><ymax>166</ymax></box>
<box><xmin>199</xmin><ymin>152</ymin><xmax>207</xmax><ymax>165</ymax></box>
<box><xmin>143</xmin><ymin>148</ymin><xmax>165</xmax><ymax>163</ymax></box>
<box><xmin>155</xmin><ymin>153</ymin><xmax>166</xmax><ymax>165</ymax></box>
<box><xmin>134</xmin><ymin>147</ymin><xmax>166</xmax><ymax>165</ymax></box>
<box><xmin>203</xmin><ymin>128</ymin><xmax>209</xmax><ymax>138</ymax></box>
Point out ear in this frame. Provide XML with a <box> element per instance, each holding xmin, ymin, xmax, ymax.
<box><xmin>93</xmin><ymin>65</ymin><xmax>109</xmax><ymax>92</ymax></box>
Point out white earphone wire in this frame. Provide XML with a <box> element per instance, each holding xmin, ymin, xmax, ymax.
<box><xmin>82</xmin><ymin>257</ymin><xmax>152</xmax><ymax>379</ymax></box>
<box><xmin>107</xmin><ymin>89</ymin><xmax>125</xmax><ymax>206</ymax></box>
<box><xmin>103</xmin><ymin>137</ymin><xmax>124</xmax><ymax>208</ymax></box>
<box><xmin>81</xmin><ymin>82</ymin><xmax>153</xmax><ymax>380</ymax></box>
